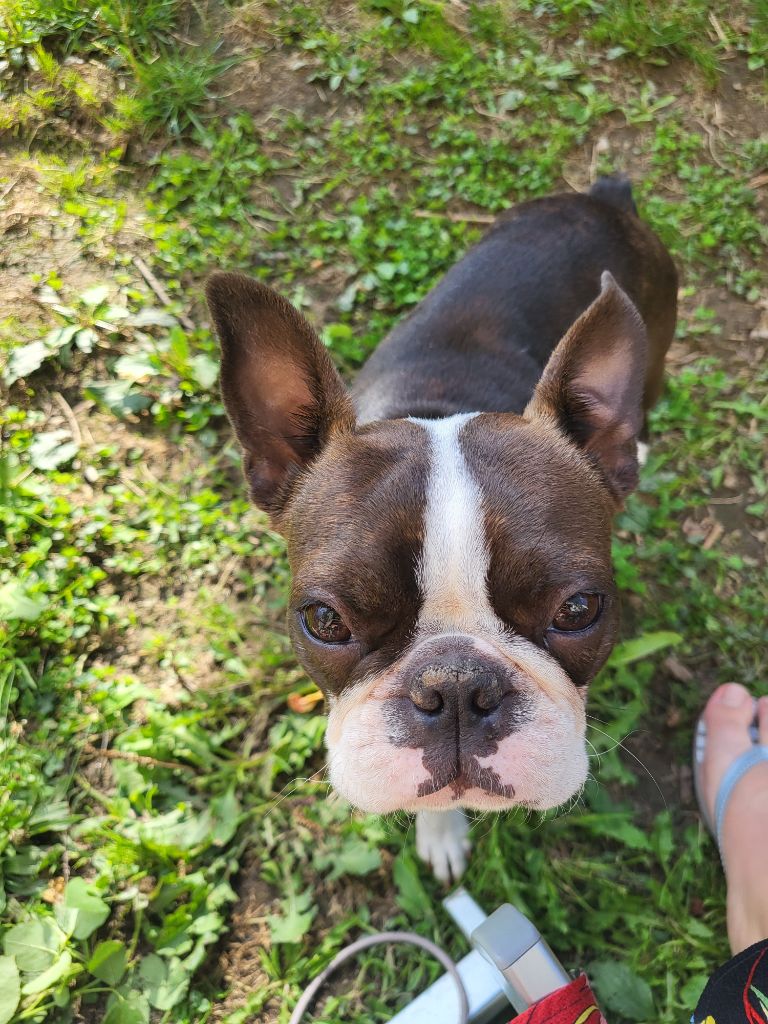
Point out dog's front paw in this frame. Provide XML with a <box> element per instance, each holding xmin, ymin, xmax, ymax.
<box><xmin>415</xmin><ymin>809</ymin><xmax>471</xmax><ymax>884</ymax></box>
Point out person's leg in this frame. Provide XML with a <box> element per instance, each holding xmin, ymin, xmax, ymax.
<box><xmin>697</xmin><ymin>683</ymin><xmax>768</xmax><ymax>954</ymax></box>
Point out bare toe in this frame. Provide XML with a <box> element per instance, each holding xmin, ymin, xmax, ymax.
<box><xmin>700</xmin><ymin>683</ymin><xmax>755</xmax><ymax>824</ymax></box>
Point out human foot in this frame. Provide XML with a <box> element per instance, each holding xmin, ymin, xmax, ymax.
<box><xmin>696</xmin><ymin>683</ymin><xmax>768</xmax><ymax>954</ymax></box>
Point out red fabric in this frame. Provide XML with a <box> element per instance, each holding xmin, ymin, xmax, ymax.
<box><xmin>743</xmin><ymin>944</ymin><xmax>767</xmax><ymax>1024</ymax></box>
<box><xmin>507</xmin><ymin>974</ymin><xmax>607</xmax><ymax>1024</ymax></box>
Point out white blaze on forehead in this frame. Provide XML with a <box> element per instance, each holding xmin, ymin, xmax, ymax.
<box><xmin>323</xmin><ymin>416</ymin><xmax>591</xmax><ymax>817</ymax></box>
<box><xmin>410</xmin><ymin>413</ymin><xmax>501</xmax><ymax>633</ymax></box>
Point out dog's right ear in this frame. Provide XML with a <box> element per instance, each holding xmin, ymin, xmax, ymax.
<box><xmin>525</xmin><ymin>272</ymin><xmax>647</xmax><ymax>505</ymax></box>
<box><xmin>206</xmin><ymin>272</ymin><xmax>355</xmax><ymax>519</ymax></box>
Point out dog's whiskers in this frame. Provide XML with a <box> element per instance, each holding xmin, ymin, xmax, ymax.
<box><xmin>585</xmin><ymin>735</ymin><xmax>603</xmax><ymax>769</ymax></box>
<box><xmin>262</xmin><ymin>762</ymin><xmax>332</xmax><ymax>816</ymax></box>
<box><xmin>586</xmin><ymin>721</ymin><xmax>668</xmax><ymax>809</ymax></box>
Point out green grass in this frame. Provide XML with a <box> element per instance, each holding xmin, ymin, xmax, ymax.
<box><xmin>0</xmin><ymin>0</ymin><xmax>236</xmax><ymax>138</ymax></box>
<box><xmin>0</xmin><ymin>0</ymin><xmax>182</xmax><ymax>63</ymax></box>
<box><xmin>124</xmin><ymin>47</ymin><xmax>243</xmax><ymax>138</ymax></box>
<box><xmin>0</xmin><ymin>0</ymin><xmax>766</xmax><ymax>1022</ymax></box>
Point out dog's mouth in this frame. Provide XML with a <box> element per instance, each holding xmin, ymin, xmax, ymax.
<box><xmin>415</xmin><ymin>757</ymin><xmax>515</xmax><ymax>801</ymax></box>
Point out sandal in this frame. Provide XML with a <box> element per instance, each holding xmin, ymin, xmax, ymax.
<box><xmin>693</xmin><ymin>697</ymin><xmax>766</xmax><ymax>855</ymax></box>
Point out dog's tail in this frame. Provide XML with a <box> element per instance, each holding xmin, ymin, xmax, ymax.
<box><xmin>589</xmin><ymin>174</ymin><xmax>638</xmax><ymax>215</ymax></box>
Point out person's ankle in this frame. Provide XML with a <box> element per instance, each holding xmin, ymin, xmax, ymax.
<box><xmin>728</xmin><ymin>896</ymin><xmax>768</xmax><ymax>955</ymax></box>
<box><xmin>722</xmin><ymin>791</ymin><xmax>768</xmax><ymax>953</ymax></box>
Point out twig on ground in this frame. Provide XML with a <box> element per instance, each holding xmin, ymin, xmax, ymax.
<box><xmin>74</xmin><ymin>773</ymin><xmax>116</xmax><ymax>811</ymax></box>
<box><xmin>118</xmin><ymin>473</ymin><xmax>148</xmax><ymax>499</ymax></box>
<box><xmin>0</xmin><ymin>177</ymin><xmax>21</xmax><ymax>202</ymax></box>
<box><xmin>138</xmin><ymin>462</ymin><xmax>176</xmax><ymax>497</ymax></box>
<box><xmin>663</xmin><ymin>655</ymin><xmax>694</xmax><ymax>683</ymax></box>
<box><xmin>133</xmin><ymin>255</ymin><xmax>196</xmax><ymax>333</ymax></box>
<box><xmin>83</xmin><ymin>741</ymin><xmax>193</xmax><ymax>772</ymax></box>
<box><xmin>694</xmin><ymin>119</ymin><xmax>729</xmax><ymax>170</ymax></box>
<box><xmin>708</xmin><ymin>494</ymin><xmax>744</xmax><ymax>504</ymax></box>
<box><xmin>173</xmin><ymin>669</ymin><xmax>199</xmax><ymax>697</ymax></box>
<box><xmin>414</xmin><ymin>209</ymin><xmax>496</xmax><ymax>224</ymax></box>
<box><xmin>61</xmin><ymin>845</ymin><xmax>70</xmax><ymax>883</ymax></box>
<box><xmin>711</xmin><ymin>100</ymin><xmax>734</xmax><ymax>135</ymax></box>
<box><xmin>701</xmin><ymin>520</ymin><xmax>725</xmax><ymax>551</ymax></box>
<box><xmin>52</xmin><ymin>391</ymin><xmax>83</xmax><ymax>447</ymax></box>
<box><xmin>72</xmin><ymin>399</ymin><xmax>96</xmax><ymax>446</ymax></box>
<box><xmin>708</xmin><ymin>12</ymin><xmax>730</xmax><ymax>50</ymax></box>
<box><xmin>473</xmin><ymin>103</ymin><xmax>506</xmax><ymax>122</ymax></box>
<box><xmin>211</xmin><ymin>554</ymin><xmax>241</xmax><ymax>599</ymax></box>
<box><xmin>561</xmin><ymin>172</ymin><xmax>585</xmax><ymax>194</ymax></box>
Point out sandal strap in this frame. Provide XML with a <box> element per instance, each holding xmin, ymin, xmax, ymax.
<box><xmin>715</xmin><ymin>745</ymin><xmax>768</xmax><ymax>851</ymax></box>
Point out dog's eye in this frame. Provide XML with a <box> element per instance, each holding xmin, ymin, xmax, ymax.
<box><xmin>550</xmin><ymin>593</ymin><xmax>602</xmax><ymax>633</ymax></box>
<box><xmin>302</xmin><ymin>603</ymin><xmax>352</xmax><ymax>645</ymax></box>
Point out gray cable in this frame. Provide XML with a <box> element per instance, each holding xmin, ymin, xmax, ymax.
<box><xmin>288</xmin><ymin>930</ymin><xmax>470</xmax><ymax>1024</ymax></box>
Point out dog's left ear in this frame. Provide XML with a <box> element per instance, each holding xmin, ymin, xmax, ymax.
<box><xmin>525</xmin><ymin>271</ymin><xmax>648</xmax><ymax>504</ymax></box>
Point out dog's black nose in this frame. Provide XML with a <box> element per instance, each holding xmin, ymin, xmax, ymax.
<box><xmin>408</xmin><ymin>662</ymin><xmax>506</xmax><ymax>719</ymax></box>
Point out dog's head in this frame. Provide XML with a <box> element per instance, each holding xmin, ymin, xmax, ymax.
<box><xmin>207</xmin><ymin>271</ymin><xmax>647</xmax><ymax>814</ymax></box>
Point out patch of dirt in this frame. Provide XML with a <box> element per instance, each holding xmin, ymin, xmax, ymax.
<box><xmin>213</xmin><ymin>865</ymin><xmax>277</xmax><ymax>1022</ymax></box>
<box><xmin>563</xmin><ymin>53</ymin><xmax>767</xmax><ymax>216</ymax></box>
<box><xmin>713</xmin><ymin>54</ymin><xmax>768</xmax><ymax>140</ymax></box>
<box><xmin>213</xmin><ymin>838</ymin><xmax>405</xmax><ymax>1023</ymax></box>
<box><xmin>217</xmin><ymin>51</ymin><xmax>337</xmax><ymax>123</ymax></box>
<box><xmin>0</xmin><ymin>54</ymin><xmax>124</xmax><ymax>151</ymax></box>
<box><xmin>624</xmin><ymin>731</ymin><xmax>695</xmax><ymax>827</ymax></box>
<box><xmin>669</xmin><ymin>287</ymin><xmax>767</xmax><ymax>567</ymax></box>
<box><xmin>687</xmin><ymin>286</ymin><xmax>763</xmax><ymax>349</ymax></box>
<box><xmin>1</xmin><ymin>159</ymin><xmax>83</xmax><ymax>330</ymax></box>
<box><xmin>218</xmin><ymin>0</ymin><xmax>380</xmax><ymax>125</ymax></box>
<box><xmin>0</xmin><ymin>154</ymin><xmax>150</xmax><ymax>332</ymax></box>
<box><xmin>0</xmin><ymin>137</ymin><xmax>291</xmax><ymax>749</ymax></box>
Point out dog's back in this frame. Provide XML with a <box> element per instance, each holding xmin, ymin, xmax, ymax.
<box><xmin>352</xmin><ymin>178</ymin><xmax>677</xmax><ymax>423</ymax></box>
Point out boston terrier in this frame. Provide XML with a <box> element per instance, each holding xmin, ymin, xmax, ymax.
<box><xmin>206</xmin><ymin>177</ymin><xmax>677</xmax><ymax>882</ymax></box>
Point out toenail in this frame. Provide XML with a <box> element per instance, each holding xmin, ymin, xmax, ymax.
<box><xmin>718</xmin><ymin>683</ymin><xmax>747</xmax><ymax>709</ymax></box>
